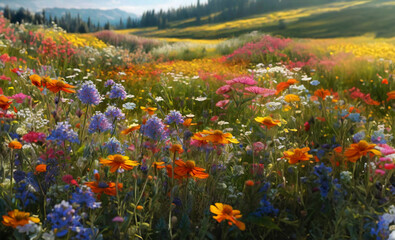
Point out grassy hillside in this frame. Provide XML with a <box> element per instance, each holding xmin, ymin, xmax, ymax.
<box><xmin>116</xmin><ymin>0</ymin><xmax>395</xmax><ymax>39</ymax></box>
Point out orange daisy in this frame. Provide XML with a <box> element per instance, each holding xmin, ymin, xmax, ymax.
<box><xmin>344</xmin><ymin>140</ymin><xmax>381</xmax><ymax>163</ymax></box>
<box><xmin>169</xmin><ymin>144</ymin><xmax>184</xmax><ymax>154</ymax></box>
<box><xmin>85</xmin><ymin>174</ymin><xmax>122</xmax><ymax>199</ymax></box>
<box><xmin>152</xmin><ymin>161</ymin><xmax>166</xmax><ymax>169</ymax></box>
<box><xmin>192</xmin><ymin>130</ymin><xmax>239</xmax><ymax>144</ymax></box>
<box><xmin>8</xmin><ymin>140</ymin><xmax>22</xmax><ymax>149</ymax></box>
<box><xmin>35</xmin><ymin>164</ymin><xmax>47</xmax><ymax>173</ymax></box>
<box><xmin>141</xmin><ymin>106</ymin><xmax>157</xmax><ymax>115</ymax></box>
<box><xmin>2</xmin><ymin>209</ymin><xmax>40</xmax><ymax>228</ymax></box>
<box><xmin>0</xmin><ymin>95</ymin><xmax>12</xmax><ymax>110</ymax></box>
<box><xmin>174</xmin><ymin>160</ymin><xmax>209</xmax><ymax>179</ymax></box>
<box><xmin>255</xmin><ymin>116</ymin><xmax>281</xmax><ymax>129</ymax></box>
<box><xmin>183</xmin><ymin>118</ymin><xmax>197</xmax><ymax>127</ymax></box>
<box><xmin>46</xmin><ymin>78</ymin><xmax>76</xmax><ymax>94</ymax></box>
<box><xmin>99</xmin><ymin>154</ymin><xmax>139</xmax><ymax>173</ymax></box>
<box><xmin>283</xmin><ymin>147</ymin><xmax>313</xmax><ymax>164</ymax></box>
<box><xmin>121</xmin><ymin>124</ymin><xmax>141</xmax><ymax>135</ymax></box>
<box><xmin>387</xmin><ymin>90</ymin><xmax>395</xmax><ymax>101</ymax></box>
<box><xmin>210</xmin><ymin>203</ymin><xmax>245</xmax><ymax>231</ymax></box>
<box><xmin>314</xmin><ymin>88</ymin><xmax>331</xmax><ymax>99</ymax></box>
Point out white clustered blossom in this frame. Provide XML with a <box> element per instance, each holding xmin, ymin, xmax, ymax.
<box><xmin>17</xmin><ymin>108</ymin><xmax>49</xmax><ymax>130</ymax></box>
<box><xmin>17</xmin><ymin>220</ymin><xmax>41</xmax><ymax>234</ymax></box>
<box><xmin>195</xmin><ymin>96</ymin><xmax>207</xmax><ymax>102</ymax></box>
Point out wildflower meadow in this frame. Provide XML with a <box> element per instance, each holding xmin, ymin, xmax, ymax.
<box><xmin>0</xmin><ymin>13</ymin><xmax>394</xmax><ymax>240</ymax></box>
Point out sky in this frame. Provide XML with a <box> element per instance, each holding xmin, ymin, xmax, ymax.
<box><xmin>0</xmin><ymin>0</ymin><xmax>208</xmax><ymax>15</ymax></box>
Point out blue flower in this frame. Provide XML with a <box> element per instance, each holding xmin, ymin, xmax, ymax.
<box><xmin>371</xmin><ymin>206</ymin><xmax>395</xmax><ymax>240</ymax></box>
<box><xmin>104</xmin><ymin>137</ymin><xmax>125</xmax><ymax>154</ymax></box>
<box><xmin>109</xmin><ymin>83</ymin><xmax>127</xmax><ymax>100</ymax></box>
<box><xmin>47</xmin><ymin>121</ymin><xmax>79</xmax><ymax>144</ymax></box>
<box><xmin>104</xmin><ymin>79</ymin><xmax>115</xmax><ymax>87</ymax></box>
<box><xmin>105</xmin><ymin>106</ymin><xmax>125</xmax><ymax>121</ymax></box>
<box><xmin>371</xmin><ymin>130</ymin><xmax>386</xmax><ymax>144</ymax></box>
<box><xmin>310</xmin><ymin>80</ymin><xmax>320</xmax><ymax>86</ymax></box>
<box><xmin>77</xmin><ymin>81</ymin><xmax>101</xmax><ymax>105</ymax></box>
<box><xmin>348</xmin><ymin>113</ymin><xmax>360</xmax><ymax>122</ymax></box>
<box><xmin>313</xmin><ymin>163</ymin><xmax>332</xmax><ymax>198</ymax></box>
<box><xmin>88</xmin><ymin>112</ymin><xmax>112</xmax><ymax>134</ymax></box>
<box><xmin>123</xmin><ymin>102</ymin><xmax>136</xmax><ymax>110</ymax></box>
<box><xmin>353</xmin><ymin>131</ymin><xmax>365</xmax><ymax>143</ymax></box>
<box><xmin>164</xmin><ymin>110</ymin><xmax>184</xmax><ymax>125</ymax></box>
<box><xmin>70</xmin><ymin>186</ymin><xmax>101</xmax><ymax>209</ymax></box>
<box><xmin>141</xmin><ymin>116</ymin><xmax>167</xmax><ymax>141</ymax></box>
<box><xmin>47</xmin><ymin>200</ymin><xmax>81</xmax><ymax>238</ymax></box>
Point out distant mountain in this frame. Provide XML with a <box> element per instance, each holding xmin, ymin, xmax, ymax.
<box><xmin>44</xmin><ymin>8</ymin><xmax>137</xmax><ymax>26</ymax></box>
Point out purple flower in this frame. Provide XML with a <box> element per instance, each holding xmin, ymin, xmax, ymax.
<box><xmin>47</xmin><ymin>200</ymin><xmax>81</xmax><ymax>238</ymax></box>
<box><xmin>47</xmin><ymin>121</ymin><xmax>79</xmax><ymax>143</ymax></box>
<box><xmin>104</xmin><ymin>137</ymin><xmax>125</xmax><ymax>154</ymax></box>
<box><xmin>77</xmin><ymin>81</ymin><xmax>101</xmax><ymax>105</ymax></box>
<box><xmin>105</xmin><ymin>106</ymin><xmax>125</xmax><ymax>121</ymax></box>
<box><xmin>70</xmin><ymin>186</ymin><xmax>101</xmax><ymax>209</ymax></box>
<box><xmin>105</xmin><ymin>79</ymin><xmax>115</xmax><ymax>87</ymax></box>
<box><xmin>109</xmin><ymin>83</ymin><xmax>126</xmax><ymax>100</ymax></box>
<box><xmin>164</xmin><ymin>110</ymin><xmax>184</xmax><ymax>125</ymax></box>
<box><xmin>88</xmin><ymin>112</ymin><xmax>112</xmax><ymax>134</ymax></box>
<box><xmin>141</xmin><ymin>116</ymin><xmax>167</xmax><ymax>141</ymax></box>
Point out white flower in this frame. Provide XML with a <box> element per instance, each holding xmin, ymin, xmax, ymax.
<box><xmin>155</xmin><ymin>96</ymin><xmax>164</xmax><ymax>102</ymax></box>
<box><xmin>42</xmin><ymin>231</ymin><xmax>55</xmax><ymax>240</ymax></box>
<box><xmin>195</xmin><ymin>96</ymin><xmax>207</xmax><ymax>102</ymax></box>
<box><xmin>186</xmin><ymin>114</ymin><xmax>195</xmax><ymax>118</ymax></box>
<box><xmin>266</xmin><ymin>102</ymin><xmax>282</xmax><ymax>111</ymax></box>
<box><xmin>17</xmin><ymin>220</ymin><xmax>40</xmax><ymax>234</ymax></box>
<box><xmin>218</xmin><ymin>121</ymin><xmax>229</xmax><ymax>125</ymax></box>
<box><xmin>122</xmin><ymin>102</ymin><xmax>136</xmax><ymax>110</ymax></box>
<box><xmin>301</xmin><ymin>76</ymin><xmax>312</xmax><ymax>81</ymax></box>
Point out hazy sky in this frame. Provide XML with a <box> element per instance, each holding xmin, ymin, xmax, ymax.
<box><xmin>0</xmin><ymin>0</ymin><xmax>208</xmax><ymax>15</ymax></box>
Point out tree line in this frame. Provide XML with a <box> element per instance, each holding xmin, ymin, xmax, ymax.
<box><xmin>1</xmin><ymin>6</ymin><xmax>138</xmax><ymax>33</ymax></box>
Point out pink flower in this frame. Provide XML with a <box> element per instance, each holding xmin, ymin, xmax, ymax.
<box><xmin>215</xmin><ymin>100</ymin><xmax>230</xmax><ymax>109</ymax></box>
<box><xmin>210</xmin><ymin>116</ymin><xmax>219</xmax><ymax>122</ymax></box>
<box><xmin>216</xmin><ymin>85</ymin><xmax>232</xmax><ymax>95</ymax></box>
<box><xmin>375</xmin><ymin>169</ymin><xmax>386</xmax><ymax>176</ymax></box>
<box><xmin>22</xmin><ymin>131</ymin><xmax>46</xmax><ymax>143</ymax></box>
<box><xmin>226</xmin><ymin>76</ymin><xmax>257</xmax><ymax>86</ymax></box>
<box><xmin>384</xmin><ymin>163</ymin><xmax>394</xmax><ymax>170</ymax></box>
<box><xmin>0</xmin><ymin>75</ymin><xmax>11</xmax><ymax>81</ymax></box>
<box><xmin>244</xmin><ymin>86</ymin><xmax>276</xmax><ymax>97</ymax></box>
<box><xmin>253</xmin><ymin>142</ymin><xmax>265</xmax><ymax>154</ymax></box>
<box><xmin>378</xmin><ymin>144</ymin><xmax>395</xmax><ymax>155</ymax></box>
<box><xmin>9</xmin><ymin>93</ymin><xmax>31</xmax><ymax>104</ymax></box>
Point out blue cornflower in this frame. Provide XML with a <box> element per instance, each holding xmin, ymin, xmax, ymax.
<box><xmin>104</xmin><ymin>79</ymin><xmax>115</xmax><ymax>87</ymax></box>
<box><xmin>310</xmin><ymin>80</ymin><xmax>320</xmax><ymax>86</ymax></box>
<box><xmin>104</xmin><ymin>137</ymin><xmax>125</xmax><ymax>154</ymax></box>
<box><xmin>109</xmin><ymin>83</ymin><xmax>127</xmax><ymax>100</ymax></box>
<box><xmin>47</xmin><ymin>200</ymin><xmax>82</xmax><ymax>238</ymax></box>
<box><xmin>371</xmin><ymin>206</ymin><xmax>395</xmax><ymax>240</ymax></box>
<box><xmin>371</xmin><ymin>130</ymin><xmax>386</xmax><ymax>144</ymax></box>
<box><xmin>141</xmin><ymin>116</ymin><xmax>167</xmax><ymax>141</ymax></box>
<box><xmin>77</xmin><ymin>81</ymin><xmax>101</xmax><ymax>106</ymax></box>
<box><xmin>105</xmin><ymin>106</ymin><xmax>125</xmax><ymax>121</ymax></box>
<box><xmin>252</xmin><ymin>183</ymin><xmax>279</xmax><ymax>217</ymax></box>
<box><xmin>348</xmin><ymin>113</ymin><xmax>360</xmax><ymax>122</ymax></box>
<box><xmin>164</xmin><ymin>110</ymin><xmax>184</xmax><ymax>125</ymax></box>
<box><xmin>313</xmin><ymin>163</ymin><xmax>332</xmax><ymax>198</ymax></box>
<box><xmin>123</xmin><ymin>102</ymin><xmax>136</xmax><ymax>110</ymax></box>
<box><xmin>70</xmin><ymin>186</ymin><xmax>101</xmax><ymax>209</ymax></box>
<box><xmin>88</xmin><ymin>112</ymin><xmax>112</xmax><ymax>134</ymax></box>
<box><xmin>47</xmin><ymin>121</ymin><xmax>79</xmax><ymax>144</ymax></box>
<box><xmin>353</xmin><ymin>131</ymin><xmax>365</xmax><ymax>143</ymax></box>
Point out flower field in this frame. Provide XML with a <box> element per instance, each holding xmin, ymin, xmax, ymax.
<box><xmin>0</xmin><ymin>14</ymin><xmax>395</xmax><ymax>240</ymax></box>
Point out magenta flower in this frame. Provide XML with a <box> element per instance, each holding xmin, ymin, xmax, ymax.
<box><xmin>9</xmin><ymin>93</ymin><xmax>31</xmax><ymax>104</ymax></box>
<box><xmin>244</xmin><ymin>87</ymin><xmax>276</xmax><ymax>97</ymax></box>
<box><xmin>226</xmin><ymin>76</ymin><xmax>257</xmax><ymax>86</ymax></box>
<box><xmin>216</xmin><ymin>85</ymin><xmax>232</xmax><ymax>95</ymax></box>
<box><xmin>215</xmin><ymin>100</ymin><xmax>230</xmax><ymax>109</ymax></box>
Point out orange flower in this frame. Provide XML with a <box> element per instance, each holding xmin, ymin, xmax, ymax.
<box><xmin>46</xmin><ymin>79</ymin><xmax>76</xmax><ymax>94</ymax></box>
<box><xmin>387</xmin><ymin>91</ymin><xmax>395</xmax><ymax>101</ymax></box>
<box><xmin>255</xmin><ymin>116</ymin><xmax>281</xmax><ymax>129</ymax></box>
<box><xmin>344</xmin><ymin>140</ymin><xmax>381</xmax><ymax>162</ymax></box>
<box><xmin>283</xmin><ymin>147</ymin><xmax>313</xmax><ymax>164</ymax></box>
<box><xmin>99</xmin><ymin>154</ymin><xmax>139</xmax><ymax>173</ymax></box>
<box><xmin>2</xmin><ymin>209</ymin><xmax>40</xmax><ymax>228</ymax></box>
<box><xmin>8</xmin><ymin>140</ymin><xmax>22</xmax><ymax>149</ymax></box>
<box><xmin>169</xmin><ymin>144</ymin><xmax>184</xmax><ymax>154</ymax></box>
<box><xmin>29</xmin><ymin>74</ymin><xmax>43</xmax><ymax>91</ymax></box>
<box><xmin>141</xmin><ymin>106</ymin><xmax>157</xmax><ymax>115</ymax></box>
<box><xmin>85</xmin><ymin>180</ymin><xmax>122</xmax><ymax>199</ymax></box>
<box><xmin>382</xmin><ymin>79</ymin><xmax>388</xmax><ymax>84</ymax></box>
<box><xmin>121</xmin><ymin>124</ymin><xmax>141</xmax><ymax>135</ymax></box>
<box><xmin>0</xmin><ymin>95</ymin><xmax>12</xmax><ymax>110</ymax></box>
<box><xmin>35</xmin><ymin>164</ymin><xmax>47</xmax><ymax>173</ymax></box>
<box><xmin>314</xmin><ymin>88</ymin><xmax>331</xmax><ymax>99</ymax></box>
<box><xmin>152</xmin><ymin>161</ymin><xmax>165</xmax><ymax>169</ymax></box>
<box><xmin>275</xmin><ymin>79</ymin><xmax>299</xmax><ymax>95</ymax></box>
<box><xmin>284</xmin><ymin>94</ymin><xmax>300</xmax><ymax>103</ymax></box>
<box><xmin>210</xmin><ymin>203</ymin><xmax>245</xmax><ymax>231</ymax></box>
<box><xmin>192</xmin><ymin>130</ymin><xmax>239</xmax><ymax>144</ymax></box>
<box><xmin>174</xmin><ymin>160</ymin><xmax>209</xmax><ymax>179</ymax></box>
<box><xmin>183</xmin><ymin>118</ymin><xmax>197</xmax><ymax>127</ymax></box>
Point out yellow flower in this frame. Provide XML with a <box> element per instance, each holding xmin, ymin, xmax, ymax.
<box><xmin>255</xmin><ymin>116</ymin><xmax>281</xmax><ymax>129</ymax></box>
<box><xmin>284</xmin><ymin>94</ymin><xmax>300</xmax><ymax>103</ymax></box>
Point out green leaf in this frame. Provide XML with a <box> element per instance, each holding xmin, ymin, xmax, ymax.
<box><xmin>247</xmin><ymin>216</ymin><xmax>281</xmax><ymax>230</ymax></box>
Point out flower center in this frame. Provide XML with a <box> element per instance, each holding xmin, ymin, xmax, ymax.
<box><xmin>56</xmin><ymin>81</ymin><xmax>66</xmax><ymax>88</ymax></box>
<box><xmin>185</xmin><ymin>160</ymin><xmax>196</xmax><ymax>169</ymax></box>
<box><xmin>358</xmin><ymin>140</ymin><xmax>369</xmax><ymax>150</ymax></box>
<box><xmin>98</xmin><ymin>182</ymin><xmax>109</xmax><ymax>188</ymax></box>
<box><xmin>213</xmin><ymin>130</ymin><xmax>223</xmax><ymax>135</ymax></box>
<box><xmin>222</xmin><ymin>205</ymin><xmax>233</xmax><ymax>215</ymax></box>
<box><xmin>113</xmin><ymin>155</ymin><xmax>125</xmax><ymax>163</ymax></box>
